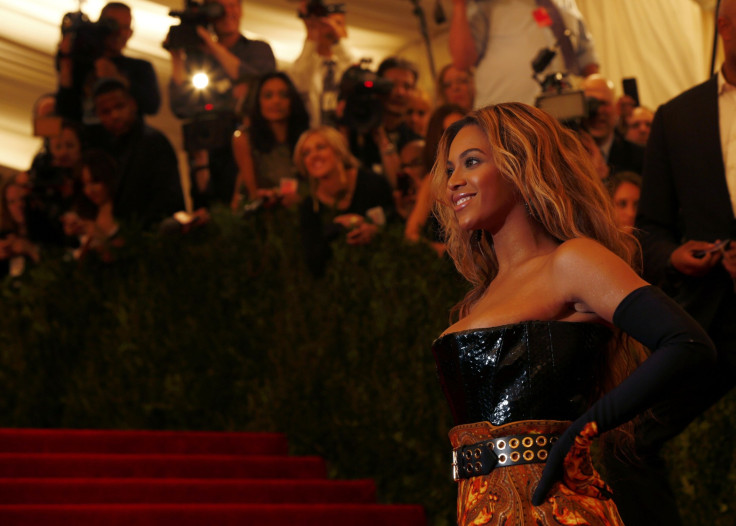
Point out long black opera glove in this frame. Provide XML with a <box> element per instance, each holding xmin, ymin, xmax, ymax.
<box><xmin>531</xmin><ymin>285</ymin><xmax>716</xmax><ymax>506</ymax></box>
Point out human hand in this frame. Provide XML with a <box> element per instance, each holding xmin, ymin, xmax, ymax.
<box><xmin>532</xmin><ymin>420</ymin><xmax>603</xmax><ymax>505</ymax></box>
<box><xmin>58</xmin><ymin>33</ymin><xmax>74</xmax><ymax>55</ymax></box>
<box><xmin>334</xmin><ymin>214</ymin><xmax>377</xmax><ymax>244</ymax></box>
<box><xmin>196</xmin><ymin>25</ymin><xmax>218</xmax><ymax>52</ymax></box>
<box><xmin>670</xmin><ymin>240</ymin><xmax>723</xmax><ymax>277</ymax></box>
<box><xmin>346</xmin><ymin>221</ymin><xmax>378</xmax><ymax>245</ymax></box>
<box><xmin>333</xmin><ymin>213</ymin><xmax>364</xmax><ymax>230</ymax></box>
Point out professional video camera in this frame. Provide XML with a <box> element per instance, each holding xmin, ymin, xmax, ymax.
<box><xmin>532</xmin><ymin>47</ymin><xmax>602</xmax><ymax>129</ymax></box>
<box><xmin>299</xmin><ymin>0</ymin><xmax>345</xmax><ymax>18</ymax></box>
<box><xmin>339</xmin><ymin>61</ymin><xmax>394</xmax><ymax>134</ymax></box>
<box><xmin>60</xmin><ymin>10</ymin><xmax>118</xmax><ymax>62</ymax></box>
<box><xmin>165</xmin><ymin>1</ymin><xmax>225</xmax><ymax>52</ymax></box>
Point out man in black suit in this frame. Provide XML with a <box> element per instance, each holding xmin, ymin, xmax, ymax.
<box><xmin>92</xmin><ymin>79</ymin><xmax>184</xmax><ymax>228</ymax></box>
<box><xmin>581</xmin><ymin>74</ymin><xmax>644</xmax><ymax>176</ymax></box>
<box><xmin>607</xmin><ymin>2</ymin><xmax>736</xmax><ymax>524</ymax></box>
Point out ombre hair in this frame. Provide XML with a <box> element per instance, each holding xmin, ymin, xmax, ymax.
<box><xmin>430</xmin><ymin>103</ymin><xmax>645</xmax><ymax>414</ymax></box>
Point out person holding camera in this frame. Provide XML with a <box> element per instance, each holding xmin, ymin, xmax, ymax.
<box><xmin>345</xmin><ymin>57</ymin><xmax>422</xmax><ymax>189</ymax></box>
<box><xmin>449</xmin><ymin>0</ymin><xmax>599</xmax><ymax>108</ymax></box>
<box><xmin>56</xmin><ymin>2</ymin><xmax>160</xmax><ymax>125</ymax></box>
<box><xmin>288</xmin><ymin>1</ymin><xmax>354</xmax><ymax>128</ymax></box>
<box><xmin>167</xmin><ymin>0</ymin><xmax>276</xmax><ymax>208</ymax></box>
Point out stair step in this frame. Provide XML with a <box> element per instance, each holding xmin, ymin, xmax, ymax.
<box><xmin>0</xmin><ymin>453</ymin><xmax>326</xmax><ymax>479</ymax></box>
<box><xmin>0</xmin><ymin>478</ymin><xmax>377</xmax><ymax>504</ymax></box>
<box><xmin>0</xmin><ymin>429</ymin><xmax>288</xmax><ymax>455</ymax></box>
<box><xmin>0</xmin><ymin>503</ymin><xmax>427</xmax><ymax>526</ymax></box>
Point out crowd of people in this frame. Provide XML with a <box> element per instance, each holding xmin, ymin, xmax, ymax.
<box><xmin>3</xmin><ymin>1</ymin><xmax>736</xmax><ymax>524</ymax></box>
<box><xmin>3</xmin><ymin>0</ymin><xmax>656</xmax><ymax>279</ymax></box>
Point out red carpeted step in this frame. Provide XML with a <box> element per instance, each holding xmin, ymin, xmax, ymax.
<box><xmin>0</xmin><ymin>503</ymin><xmax>427</xmax><ymax>526</ymax></box>
<box><xmin>0</xmin><ymin>453</ymin><xmax>326</xmax><ymax>479</ymax></box>
<box><xmin>0</xmin><ymin>429</ymin><xmax>288</xmax><ymax>455</ymax></box>
<box><xmin>0</xmin><ymin>478</ymin><xmax>377</xmax><ymax>504</ymax></box>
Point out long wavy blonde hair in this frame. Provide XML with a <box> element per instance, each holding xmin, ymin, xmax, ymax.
<box><xmin>431</xmin><ymin>103</ymin><xmax>645</xmax><ymax>407</ymax></box>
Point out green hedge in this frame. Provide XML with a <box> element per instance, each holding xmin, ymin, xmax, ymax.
<box><xmin>0</xmin><ymin>206</ymin><xmax>733</xmax><ymax>525</ymax></box>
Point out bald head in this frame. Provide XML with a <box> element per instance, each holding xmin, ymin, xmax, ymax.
<box><xmin>581</xmin><ymin>74</ymin><xmax>617</xmax><ymax>145</ymax></box>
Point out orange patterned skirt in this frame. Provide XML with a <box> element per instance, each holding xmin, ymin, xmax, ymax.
<box><xmin>449</xmin><ymin>420</ymin><xmax>623</xmax><ymax>525</ymax></box>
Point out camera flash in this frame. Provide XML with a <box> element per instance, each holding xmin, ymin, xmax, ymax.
<box><xmin>192</xmin><ymin>72</ymin><xmax>210</xmax><ymax>90</ymax></box>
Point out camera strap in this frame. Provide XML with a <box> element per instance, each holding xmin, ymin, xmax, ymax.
<box><xmin>534</xmin><ymin>0</ymin><xmax>580</xmax><ymax>75</ymax></box>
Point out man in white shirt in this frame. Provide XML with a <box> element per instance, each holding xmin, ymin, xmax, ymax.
<box><xmin>288</xmin><ymin>2</ymin><xmax>354</xmax><ymax>128</ymax></box>
<box><xmin>449</xmin><ymin>0</ymin><xmax>599</xmax><ymax>108</ymax></box>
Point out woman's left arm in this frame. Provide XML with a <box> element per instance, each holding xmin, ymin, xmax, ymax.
<box><xmin>533</xmin><ymin>238</ymin><xmax>716</xmax><ymax>505</ymax></box>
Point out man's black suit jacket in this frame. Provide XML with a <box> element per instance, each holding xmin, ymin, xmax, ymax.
<box><xmin>637</xmin><ymin>75</ymin><xmax>736</xmax><ymax>329</ymax></box>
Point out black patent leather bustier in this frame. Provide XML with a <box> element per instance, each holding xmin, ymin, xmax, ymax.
<box><xmin>432</xmin><ymin>321</ymin><xmax>612</xmax><ymax>426</ymax></box>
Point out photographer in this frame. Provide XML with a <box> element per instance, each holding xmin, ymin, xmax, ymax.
<box><xmin>56</xmin><ymin>2</ymin><xmax>160</xmax><ymax>124</ymax></box>
<box><xmin>288</xmin><ymin>0</ymin><xmax>354</xmax><ymax>128</ymax></box>
<box><xmin>167</xmin><ymin>0</ymin><xmax>276</xmax><ymax>207</ymax></box>
<box><xmin>449</xmin><ymin>0</ymin><xmax>599</xmax><ymax>108</ymax></box>
<box><xmin>580</xmin><ymin>74</ymin><xmax>643</xmax><ymax>176</ymax></box>
<box><xmin>344</xmin><ymin>57</ymin><xmax>422</xmax><ymax>189</ymax></box>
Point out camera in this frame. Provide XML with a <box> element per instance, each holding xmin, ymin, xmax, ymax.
<box><xmin>60</xmin><ymin>11</ymin><xmax>118</xmax><ymax>62</ymax></box>
<box><xmin>339</xmin><ymin>62</ymin><xmax>394</xmax><ymax>134</ymax></box>
<box><xmin>299</xmin><ymin>0</ymin><xmax>345</xmax><ymax>18</ymax></box>
<box><xmin>531</xmin><ymin>47</ymin><xmax>603</xmax><ymax>128</ymax></box>
<box><xmin>165</xmin><ymin>1</ymin><xmax>225</xmax><ymax>52</ymax></box>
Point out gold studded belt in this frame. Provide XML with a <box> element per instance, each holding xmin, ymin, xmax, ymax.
<box><xmin>452</xmin><ymin>433</ymin><xmax>558</xmax><ymax>481</ymax></box>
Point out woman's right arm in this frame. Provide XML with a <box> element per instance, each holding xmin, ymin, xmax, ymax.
<box><xmin>231</xmin><ymin>130</ymin><xmax>259</xmax><ymax>211</ymax></box>
<box><xmin>405</xmin><ymin>176</ymin><xmax>432</xmax><ymax>242</ymax></box>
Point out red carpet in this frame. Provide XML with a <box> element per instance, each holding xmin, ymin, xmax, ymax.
<box><xmin>0</xmin><ymin>429</ymin><xmax>426</xmax><ymax>525</ymax></box>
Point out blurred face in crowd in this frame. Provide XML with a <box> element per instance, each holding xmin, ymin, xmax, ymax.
<box><xmin>100</xmin><ymin>6</ymin><xmax>133</xmax><ymax>56</ymax></box>
<box><xmin>259</xmin><ymin>77</ymin><xmax>291</xmax><ymax>123</ymax></box>
<box><xmin>399</xmin><ymin>139</ymin><xmax>425</xmax><ymax>184</ymax></box>
<box><xmin>82</xmin><ymin>166</ymin><xmax>112</xmax><ymax>207</ymax></box>
<box><xmin>381</xmin><ymin>67</ymin><xmax>416</xmax><ymax>116</ymax></box>
<box><xmin>406</xmin><ymin>90</ymin><xmax>431</xmax><ymax>137</ymax></box>
<box><xmin>440</xmin><ymin>66</ymin><xmax>474</xmax><ymax>111</ymax></box>
<box><xmin>49</xmin><ymin>127</ymin><xmax>82</xmax><ymax>168</ymax></box>
<box><xmin>300</xmin><ymin>132</ymin><xmax>340</xmax><ymax>179</ymax></box>
<box><xmin>5</xmin><ymin>184</ymin><xmax>26</xmax><ymax>225</ymax></box>
<box><xmin>625</xmin><ymin>107</ymin><xmax>654</xmax><ymax>147</ymax></box>
<box><xmin>208</xmin><ymin>0</ymin><xmax>242</xmax><ymax>40</ymax></box>
<box><xmin>95</xmin><ymin>89</ymin><xmax>138</xmax><ymax>137</ymax></box>
<box><xmin>612</xmin><ymin>180</ymin><xmax>640</xmax><ymax>232</ymax></box>
<box><xmin>582</xmin><ymin>76</ymin><xmax>617</xmax><ymax>145</ymax></box>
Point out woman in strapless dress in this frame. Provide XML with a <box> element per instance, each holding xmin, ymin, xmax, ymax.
<box><xmin>428</xmin><ymin>103</ymin><xmax>715</xmax><ymax>525</ymax></box>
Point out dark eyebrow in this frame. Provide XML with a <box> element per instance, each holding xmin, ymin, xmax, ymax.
<box><xmin>459</xmin><ymin>148</ymin><xmax>484</xmax><ymax>160</ymax></box>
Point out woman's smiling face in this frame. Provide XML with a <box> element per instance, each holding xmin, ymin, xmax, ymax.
<box><xmin>300</xmin><ymin>133</ymin><xmax>339</xmax><ymax>180</ymax></box>
<box><xmin>445</xmin><ymin>124</ymin><xmax>518</xmax><ymax>232</ymax></box>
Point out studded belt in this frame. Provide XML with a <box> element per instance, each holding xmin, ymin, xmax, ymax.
<box><xmin>451</xmin><ymin>433</ymin><xmax>558</xmax><ymax>481</ymax></box>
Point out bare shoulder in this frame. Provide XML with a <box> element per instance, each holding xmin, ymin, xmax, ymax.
<box><xmin>548</xmin><ymin>238</ymin><xmax>647</xmax><ymax>322</ymax></box>
<box><xmin>551</xmin><ymin>237</ymin><xmax>616</xmax><ymax>267</ymax></box>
